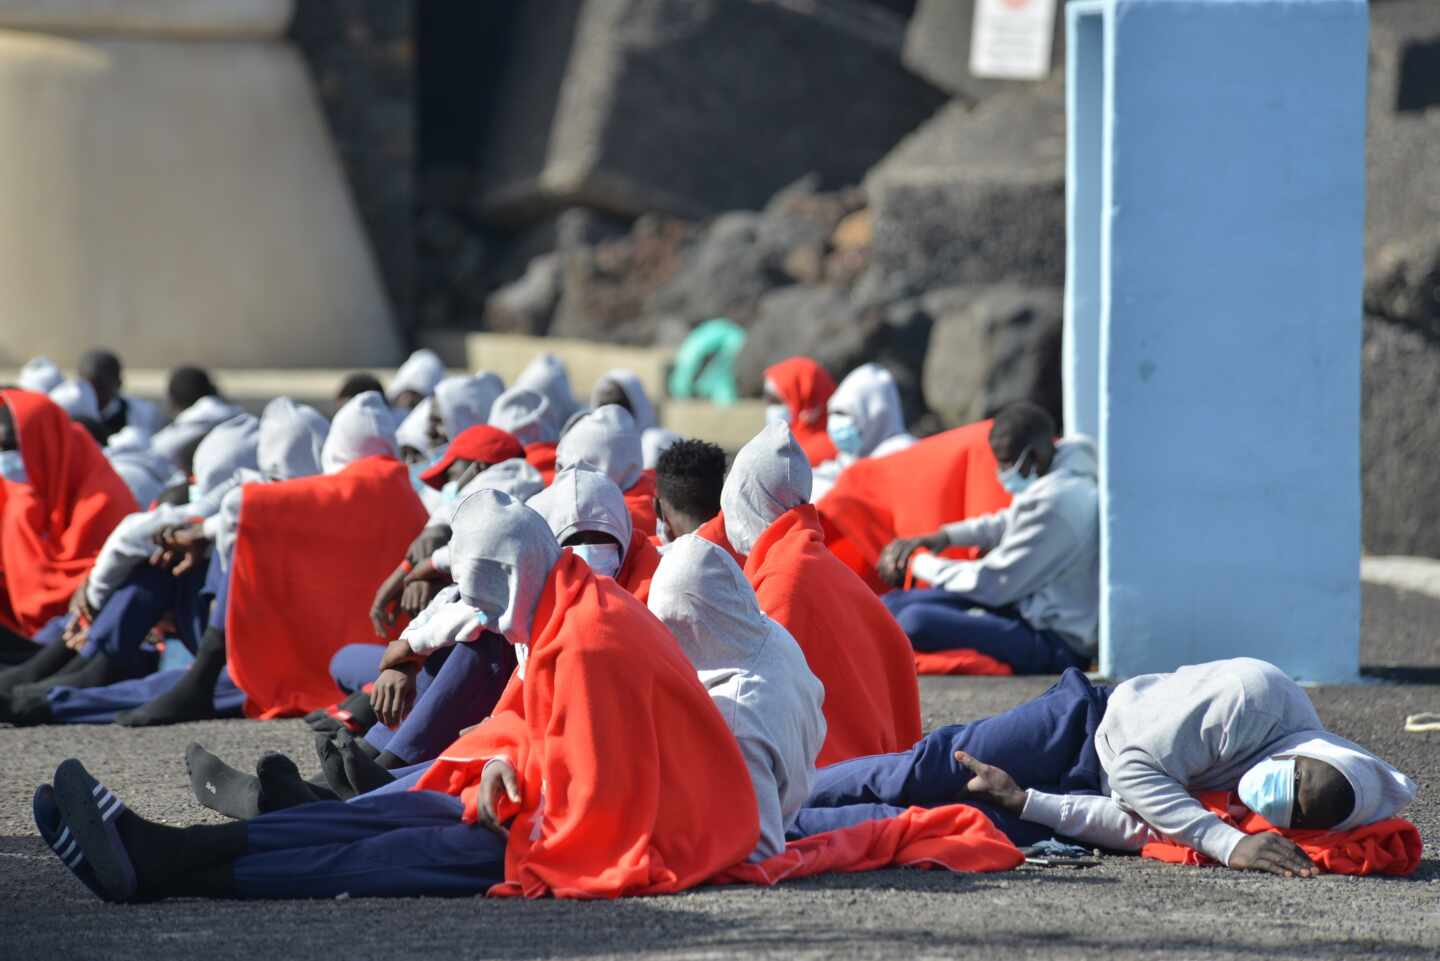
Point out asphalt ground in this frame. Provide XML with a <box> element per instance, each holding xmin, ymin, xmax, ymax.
<box><xmin>2</xmin><ymin>582</ymin><xmax>1437</xmax><ymax>961</ymax></box>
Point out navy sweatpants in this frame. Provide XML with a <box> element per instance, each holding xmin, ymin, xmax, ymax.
<box><xmin>793</xmin><ymin>668</ymin><xmax>1111</xmax><ymax>845</ymax></box>
<box><xmin>43</xmin><ymin>668</ymin><xmax>246</xmax><ymax>725</ymax></box>
<box><xmin>232</xmin><ymin>789</ymin><xmax>505</xmax><ymax>898</ymax></box>
<box><xmin>882</xmin><ymin>589</ymin><xmax>1090</xmax><ymax>675</ymax></box>
<box><xmin>364</xmin><ymin>633</ymin><xmax>515</xmax><ymax>765</ymax></box>
<box><xmin>80</xmin><ymin>561</ymin><xmax>210</xmax><ymax>676</ymax></box>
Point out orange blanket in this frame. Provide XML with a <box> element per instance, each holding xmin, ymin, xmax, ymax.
<box><xmin>623</xmin><ymin>469</ymin><xmax>658</xmax><ymax>537</ymax></box>
<box><xmin>913</xmin><ymin>650</ymin><xmax>1015</xmax><ymax>676</ymax></box>
<box><xmin>617</xmin><ymin>527</ymin><xmax>661</xmax><ymax>604</ymax></box>
<box><xmin>0</xmin><ymin>389</ymin><xmax>138</xmax><ymax>635</ymax></box>
<box><xmin>713</xmin><ymin>804</ymin><xmax>1023</xmax><ymax>886</ymax></box>
<box><xmin>417</xmin><ymin>553</ymin><xmax>760</xmax><ymax>898</ymax></box>
<box><xmin>742</xmin><ymin>505</ymin><xmax>923</xmax><ymax>766</ymax></box>
<box><xmin>817</xmin><ymin>420</ymin><xmax>1011</xmax><ymax>593</ymax></box>
<box><xmin>226</xmin><ymin>456</ymin><xmax>428</xmax><ymax>719</ymax></box>
<box><xmin>524</xmin><ymin>442</ymin><xmax>557</xmax><ymax>485</ymax></box>
<box><xmin>1141</xmin><ymin>791</ymin><xmax>1422</xmax><ymax>877</ymax></box>
<box><xmin>765</xmin><ymin>357</ymin><xmax>837</xmax><ymax>467</ymax></box>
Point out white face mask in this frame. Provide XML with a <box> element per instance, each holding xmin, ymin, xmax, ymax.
<box><xmin>765</xmin><ymin>404</ymin><xmax>792</xmax><ymax>428</ymax></box>
<box><xmin>186</xmin><ymin>482</ymin><xmax>202</xmax><ymax>505</ymax></box>
<box><xmin>571</xmin><ymin>542</ymin><xmax>622</xmax><ymax>579</ymax></box>
<box><xmin>655</xmin><ymin>516</ymin><xmax>671</xmax><ymax>545</ymax></box>
<box><xmin>0</xmin><ymin>449</ymin><xmax>28</xmax><ymax>484</ymax></box>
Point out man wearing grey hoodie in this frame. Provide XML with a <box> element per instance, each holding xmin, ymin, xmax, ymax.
<box><xmin>877</xmin><ymin>402</ymin><xmax>1099</xmax><ymax>674</ymax></box>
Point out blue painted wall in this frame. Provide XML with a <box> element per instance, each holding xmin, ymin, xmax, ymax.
<box><xmin>1063</xmin><ymin>2</ymin><xmax>1105</xmax><ymax>439</ymax></box>
<box><xmin>1078</xmin><ymin>0</ymin><xmax>1369</xmax><ymax>681</ymax></box>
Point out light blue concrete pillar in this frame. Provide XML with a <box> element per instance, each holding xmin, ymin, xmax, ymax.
<box><xmin>1062</xmin><ymin>1</ymin><xmax>1105</xmax><ymax>438</ymax></box>
<box><xmin>1070</xmin><ymin>0</ymin><xmax>1369</xmax><ymax>681</ymax></box>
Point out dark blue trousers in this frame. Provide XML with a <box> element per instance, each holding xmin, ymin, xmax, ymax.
<box><xmin>882</xmin><ymin>589</ymin><xmax>1090</xmax><ymax>674</ymax></box>
<box><xmin>329</xmin><ymin>643</ymin><xmax>387</xmax><ymax>694</ymax></box>
<box><xmin>201</xmin><ymin>549</ymin><xmax>230</xmax><ymax>626</ymax></box>
<box><xmin>365</xmin><ymin>633</ymin><xmax>515</xmax><ymax>765</ymax></box>
<box><xmin>795</xmin><ymin>668</ymin><xmax>1111</xmax><ymax>845</ymax></box>
<box><xmin>81</xmin><ymin>561</ymin><xmax>209</xmax><ymax>675</ymax></box>
<box><xmin>233</xmin><ymin>789</ymin><xmax>506</xmax><ymax>898</ymax></box>
<box><xmin>43</xmin><ymin>668</ymin><xmax>245</xmax><ymax>725</ymax></box>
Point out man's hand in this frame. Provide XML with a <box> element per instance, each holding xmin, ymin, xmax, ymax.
<box><xmin>877</xmin><ymin>533</ymin><xmax>948</xmax><ymax>587</ymax></box>
<box><xmin>406</xmin><ymin>525</ymin><xmax>451</xmax><ymax>568</ymax></box>
<box><xmin>954</xmin><ymin>750</ymin><xmax>1027</xmax><ymax>814</ymax></box>
<box><xmin>477</xmin><ymin>758</ymin><xmax>521</xmax><ymax>836</ymax></box>
<box><xmin>378</xmin><ymin>636</ymin><xmax>421</xmax><ymax>673</ymax></box>
<box><xmin>401</xmin><ymin>579</ymin><xmax>440</xmax><ymax>618</ymax></box>
<box><xmin>371</xmin><ymin>665</ymin><xmax>418</xmax><ymax>729</ymax></box>
<box><xmin>369</xmin><ymin>564</ymin><xmax>409</xmax><ymax>639</ymax></box>
<box><xmin>67</xmin><ymin>579</ymin><xmax>95</xmax><ymax>626</ymax></box>
<box><xmin>61</xmin><ymin>615</ymin><xmax>89</xmax><ymax>652</ymax></box>
<box><xmin>152</xmin><ymin>524</ymin><xmax>209</xmax><ymax>576</ymax></box>
<box><xmin>1228</xmin><ymin>833</ymin><xmax>1317</xmax><ymax>878</ymax></box>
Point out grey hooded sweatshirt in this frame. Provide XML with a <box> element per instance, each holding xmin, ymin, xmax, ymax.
<box><xmin>1022</xmin><ymin>658</ymin><xmax>1418</xmax><ymax>864</ymax></box>
<box><xmin>649</xmin><ymin>535</ymin><xmax>826</xmax><ymax>860</ymax></box>
<box><xmin>911</xmin><ymin>436</ymin><xmax>1100</xmax><ymax>652</ymax></box>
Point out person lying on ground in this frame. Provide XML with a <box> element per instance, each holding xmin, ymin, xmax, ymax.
<box><xmin>802</xmin><ymin>657</ymin><xmax>1417</xmax><ymax>877</ymax></box>
<box><xmin>876</xmin><ymin>401</ymin><xmax>1099</xmax><ymax>675</ymax></box>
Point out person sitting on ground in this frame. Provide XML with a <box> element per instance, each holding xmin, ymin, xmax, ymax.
<box><xmin>554</xmin><ymin>404</ymin><xmax>657</xmax><ymax>535</ymax></box>
<box><xmin>17</xmin><ymin>356</ymin><xmax>63</xmax><ymax>394</ymax></box>
<box><xmin>810</xmin><ymin>363</ymin><xmax>915</xmax><ymax>501</ymax></box>
<box><xmin>335</xmin><ymin>372</ymin><xmax>384</xmax><ymax>412</ymax></box>
<box><xmin>702</xmin><ymin>422</ymin><xmax>922</xmax><ymax>766</ymax></box>
<box><xmin>489</xmin><ymin>386</ymin><xmax>560</xmax><ymax>483</ymax></box>
<box><xmin>428</xmin><ymin>374</ymin><xmax>505</xmax><ymax>451</ymax></box>
<box><xmin>47</xmin><ymin>379</ymin><xmax>106</xmax><ymax>443</ymax></box>
<box><xmin>875</xmin><ymin>402</ymin><xmax>1098</xmax><ymax>676</ymax></box>
<box><xmin>38</xmin><ymin>489</ymin><xmax>761</xmax><ymax>901</ymax></box>
<box><xmin>802</xmin><ymin>658</ymin><xmax>1417</xmax><ymax>877</ymax></box>
<box><xmin>150</xmin><ymin>367</ymin><xmax>241</xmax><ymax>470</ymax></box>
<box><xmin>80</xmin><ymin>349</ymin><xmax>161</xmax><ymax>443</ymax></box>
<box><xmin>0</xmin><ymin>390</ymin><xmax>138</xmax><ymax>665</ymax></box>
<box><xmin>386</xmin><ymin>348</ymin><xmax>446</xmax><ymax>412</ymax></box>
<box><xmin>590</xmin><ymin>369</ymin><xmax>673</xmax><ymax>469</ymax></box>
<box><xmin>764</xmin><ymin>356</ymin><xmax>837</xmax><ymax>468</ymax></box>
<box><xmin>102</xmin><ymin>427</ymin><xmax>184</xmax><ymax>511</ymax></box>
<box><xmin>650</xmin><ymin>534</ymin><xmax>825</xmax><ymax>860</ymax></box>
<box><xmin>653</xmin><ymin>437</ymin><xmax>726</xmax><ymax>546</ymax></box>
<box><xmin>513</xmin><ymin>351</ymin><xmax>581</xmax><ymax>425</ymax></box>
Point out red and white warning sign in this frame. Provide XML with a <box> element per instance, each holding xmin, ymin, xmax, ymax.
<box><xmin>969</xmin><ymin>0</ymin><xmax>1058</xmax><ymax>81</ymax></box>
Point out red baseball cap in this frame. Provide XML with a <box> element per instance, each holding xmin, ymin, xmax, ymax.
<box><xmin>419</xmin><ymin>425</ymin><xmax>524</xmax><ymax>489</ymax></box>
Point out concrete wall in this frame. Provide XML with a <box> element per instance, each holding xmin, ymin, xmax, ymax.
<box><xmin>1069</xmin><ymin>0</ymin><xmax>1369</xmax><ymax>681</ymax></box>
<box><xmin>0</xmin><ymin>1</ymin><xmax>399</xmax><ymax>369</ymax></box>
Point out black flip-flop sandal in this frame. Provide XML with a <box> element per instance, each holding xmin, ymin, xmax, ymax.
<box><xmin>51</xmin><ymin>759</ymin><xmax>138</xmax><ymax>902</ymax></box>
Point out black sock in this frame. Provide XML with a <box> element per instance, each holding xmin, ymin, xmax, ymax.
<box><xmin>186</xmin><ymin>743</ymin><xmax>261</xmax><ymax>819</ymax></box>
<box><xmin>255</xmin><ymin>753</ymin><xmax>336</xmax><ymax>812</ymax></box>
<box><xmin>16</xmin><ymin>651</ymin><xmax>126</xmax><ymax>696</ymax></box>
<box><xmin>0</xmin><ymin>637</ymin><xmax>76</xmax><ymax>695</ymax></box>
<box><xmin>314</xmin><ymin>732</ymin><xmax>357</xmax><ymax>799</ymax></box>
<box><xmin>0</xmin><ymin>688</ymin><xmax>53</xmax><ymax>726</ymax></box>
<box><xmin>114</xmin><ymin>808</ymin><xmax>247</xmax><ymax>898</ymax></box>
<box><xmin>374</xmin><ymin>750</ymin><xmax>408</xmax><ymax>771</ymax></box>
<box><xmin>115</xmin><ymin>627</ymin><xmax>226</xmax><ymax>727</ymax></box>
<box><xmin>336</xmin><ymin>731</ymin><xmax>395</xmax><ymax>795</ymax></box>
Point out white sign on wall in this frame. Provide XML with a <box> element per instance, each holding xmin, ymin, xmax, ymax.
<box><xmin>969</xmin><ymin>0</ymin><xmax>1058</xmax><ymax>81</ymax></box>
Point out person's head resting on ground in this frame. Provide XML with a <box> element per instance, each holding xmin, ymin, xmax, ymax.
<box><xmin>419</xmin><ymin>424</ymin><xmax>524</xmax><ymax>493</ymax></box>
<box><xmin>320</xmin><ymin>391</ymin><xmax>397</xmax><ymax>475</ymax></box>
<box><xmin>826</xmin><ymin>363</ymin><xmax>906</xmax><ymax>461</ymax></box>
<box><xmin>528</xmin><ymin>465</ymin><xmax>632</xmax><ymax>579</ymax></box>
<box><xmin>1238</xmin><ymin>734</ymin><xmax>1417</xmax><ymax>833</ymax></box>
<box><xmin>590</xmin><ymin>369</ymin><xmax>657</xmax><ymax>432</ymax></box>
<box><xmin>988</xmin><ymin>401</ymin><xmax>1057</xmax><ymax>496</ymax></box>
<box><xmin>427</xmin><ymin>373</ymin><xmax>505</xmax><ymax>450</ymax></box>
<box><xmin>655</xmin><ymin>438</ymin><xmax>726</xmax><ymax>542</ymax></box>
<box><xmin>258</xmin><ymin>397</ymin><xmax>329</xmax><ymax>482</ymax></box>
<box><xmin>555</xmin><ymin>404</ymin><xmax>644</xmax><ymax>492</ymax></box>
<box><xmin>488</xmin><ymin>386</ymin><xmax>558</xmax><ymax>448</ymax></box>
<box><xmin>166</xmin><ymin>366</ymin><xmax>220</xmax><ymax>417</ymax></box>
<box><xmin>387</xmin><ymin>348</ymin><xmax>446</xmax><ymax>412</ymax></box>
<box><xmin>335</xmin><ymin>372</ymin><xmax>385</xmax><ymax>412</ymax></box>
<box><xmin>764</xmin><ymin>356</ymin><xmax>835</xmax><ymax>430</ymax></box>
<box><xmin>448</xmin><ymin>488</ymin><xmax>562</xmax><ymax>651</ymax></box>
<box><xmin>78</xmin><ymin>349</ymin><xmax>124</xmax><ymax>416</ymax></box>
<box><xmin>721</xmin><ymin>422</ymin><xmax>812</xmax><ymax>557</ymax></box>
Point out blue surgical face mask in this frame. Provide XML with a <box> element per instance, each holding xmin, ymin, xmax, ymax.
<box><xmin>0</xmin><ymin>449</ymin><xmax>28</xmax><ymax>485</ymax></box>
<box><xmin>1237</xmin><ymin>757</ymin><xmax>1296</xmax><ymax>828</ymax></box>
<box><xmin>186</xmin><ymin>482</ymin><xmax>202</xmax><ymax>504</ymax></box>
<box><xmin>765</xmin><ymin>404</ymin><xmax>792</xmax><ymax>428</ymax></box>
<box><xmin>439</xmin><ymin>479</ymin><xmax>462</xmax><ymax>503</ymax></box>
<box><xmin>571</xmin><ymin>542</ymin><xmax>622</xmax><ymax>579</ymax></box>
<box><xmin>828</xmin><ymin>413</ymin><xmax>862</xmax><ymax>457</ymax></box>
<box><xmin>997</xmin><ymin>447</ymin><xmax>1036</xmax><ymax>496</ymax></box>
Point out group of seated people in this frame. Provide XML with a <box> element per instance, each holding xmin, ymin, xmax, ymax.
<box><xmin>0</xmin><ymin>347</ymin><xmax>1419</xmax><ymax>902</ymax></box>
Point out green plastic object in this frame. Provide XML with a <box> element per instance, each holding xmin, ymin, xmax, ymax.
<box><xmin>667</xmin><ymin>318</ymin><xmax>746</xmax><ymax>405</ymax></box>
